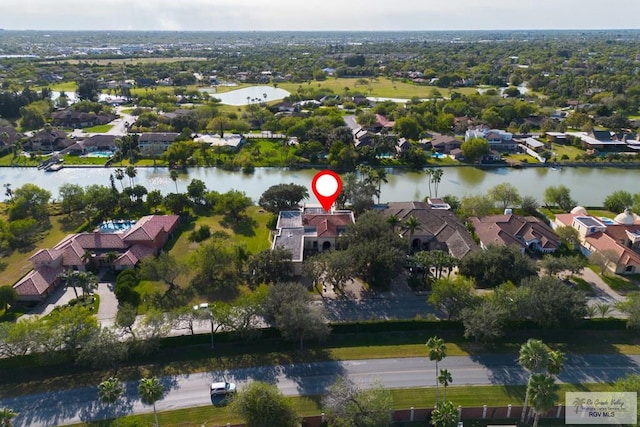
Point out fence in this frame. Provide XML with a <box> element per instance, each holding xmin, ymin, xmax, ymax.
<box><xmin>211</xmin><ymin>405</ymin><xmax>566</xmax><ymax>426</ymax></box>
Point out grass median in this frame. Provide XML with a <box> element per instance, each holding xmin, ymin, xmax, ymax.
<box><xmin>1</xmin><ymin>323</ymin><xmax>638</xmax><ymax>399</ymax></box>
<box><xmin>69</xmin><ymin>383</ymin><xmax>614</xmax><ymax>427</ymax></box>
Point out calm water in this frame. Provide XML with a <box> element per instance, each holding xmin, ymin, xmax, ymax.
<box><xmin>1</xmin><ymin>166</ymin><xmax>639</xmax><ymax>207</ymax></box>
<box><xmin>199</xmin><ymin>86</ymin><xmax>291</xmax><ymax>106</ymax></box>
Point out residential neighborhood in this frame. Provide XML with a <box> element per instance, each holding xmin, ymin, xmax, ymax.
<box><xmin>1</xmin><ymin>26</ymin><xmax>640</xmax><ymax>427</ymax></box>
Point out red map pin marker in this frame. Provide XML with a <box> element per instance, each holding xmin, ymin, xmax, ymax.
<box><xmin>311</xmin><ymin>170</ymin><xmax>342</xmax><ymax>212</ymax></box>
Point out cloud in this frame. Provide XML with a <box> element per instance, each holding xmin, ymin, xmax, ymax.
<box><xmin>0</xmin><ymin>0</ymin><xmax>639</xmax><ymax>30</ymax></box>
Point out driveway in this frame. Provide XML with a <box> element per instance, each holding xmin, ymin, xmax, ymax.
<box><xmin>95</xmin><ymin>282</ymin><xmax>118</xmax><ymax>327</ymax></box>
<box><xmin>579</xmin><ymin>268</ymin><xmax>626</xmax><ymax>318</ymax></box>
<box><xmin>20</xmin><ymin>285</ymin><xmax>79</xmax><ymax>320</ymax></box>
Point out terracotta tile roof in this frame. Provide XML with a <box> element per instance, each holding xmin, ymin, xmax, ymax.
<box><xmin>74</xmin><ymin>233</ymin><xmax>128</xmax><ymax>250</ymax></box>
<box><xmin>604</xmin><ymin>224</ymin><xmax>640</xmax><ymax>242</ymax></box>
<box><xmin>554</xmin><ymin>213</ymin><xmax>578</xmax><ymax>227</ymax></box>
<box><xmin>303</xmin><ymin>212</ymin><xmax>354</xmax><ymax>237</ymax></box>
<box><xmin>29</xmin><ymin>248</ymin><xmax>60</xmax><ymax>265</ymax></box>
<box><xmin>585</xmin><ymin>232</ymin><xmax>640</xmax><ymax>265</ymax></box>
<box><xmin>13</xmin><ymin>265</ymin><xmax>63</xmax><ymax>297</ymax></box>
<box><xmin>123</xmin><ymin>215</ymin><xmax>180</xmax><ymax>242</ymax></box>
<box><xmin>114</xmin><ymin>244</ymin><xmax>155</xmax><ymax>266</ymax></box>
<box><xmin>375</xmin><ymin>114</ymin><xmax>395</xmax><ymax>128</ymax></box>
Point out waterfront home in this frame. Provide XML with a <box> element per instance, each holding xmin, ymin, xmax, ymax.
<box><xmin>555</xmin><ymin>207</ymin><xmax>640</xmax><ymax>274</ymax></box>
<box><xmin>431</xmin><ymin>135</ymin><xmax>461</xmax><ymax>154</ymax></box>
<box><xmin>465</xmin><ymin>126</ymin><xmax>517</xmax><ymax>152</ymax></box>
<box><xmin>470</xmin><ymin>214</ymin><xmax>560</xmax><ymax>253</ymax></box>
<box><xmin>382</xmin><ymin>201</ymin><xmax>477</xmax><ymax>258</ymax></box>
<box><xmin>194</xmin><ymin>133</ymin><xmax>245</xmax><ymax>151</ymax></box>
<box><xmin>13</xmin><ymin>215</ymin><xmax>180</xmax><ymax>302</ymax></box>
<box><xmin>27</xmin><ymin>129</ymin><xmax>74</xmax><ymax>153</ymax></box>
<box><xmin>137</xmin><ymin>132</ymin><xmax>179</xmax><ymax>152</ymax></box>
<box><xmin>67</xmin><ymin>134</ymin><xmax>118</xmax><ymax>155</ymax></box>
<box><xmin>272</xmin><ymin>206</ymin><xmax>355</xmax><ymax>275</ymax></box>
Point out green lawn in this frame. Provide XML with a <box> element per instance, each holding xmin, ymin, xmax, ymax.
<box><xmin>504</xmin><ymin>153</ymin><xmax>540</xmax><ymax>164</ymax></box>
<box><xmin>43</xmin><ymin>81</ymin><xmax>77</xmax><ymax>92</ymax></box>
<box><xmin>68</xmin><ymin>383</ymin><xmax>614</xmax><ymax>427</ymax></box>
<box><xmin>168</xmin><ymin>206</ymin><xmax>271</xmax><ymax>266</ymax></box>
<box><xmin>82</xmin><ymin>124</ymin><xmax>114</xmax><ymax>133</ymax></box>
<box><xmin>0</xmin><ymin>153</ymin><xmax>40</xmax><ymax>167</ymax></box>
<box><xmin>278</xmin><ymin>77</ymin><xmax>479</xmax><ymax>99</ymax></box>
<box><xmin>61</xmin><ymin>155</ymin><xmax>110</xmax><ymax>166</ymax></box>
<box><xmin>550</xmin><ymin>143</ymin><xmax>584</xmax><ymax>161</ymax></box>
<box><xmin>0</xmin><ymin>214</ymin><xmax>77</xmax><ymax>288</ymax></box>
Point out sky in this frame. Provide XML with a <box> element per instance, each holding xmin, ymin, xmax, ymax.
<box><xmin>1</xmin><ymin>0</ymin><xmax>639</xmax><ymax>32</ymax></box>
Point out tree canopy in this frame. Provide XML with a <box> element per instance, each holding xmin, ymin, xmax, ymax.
<box><xmin>258</xmin><ymin>183</ymin><xmax>309</xmax><ymax>213</ymax></box>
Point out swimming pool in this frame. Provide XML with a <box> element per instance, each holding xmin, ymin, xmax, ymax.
<box><xmin>85</xmin><ymin>151</ymin><xmax>115</xmax><ymax>158</ymax></box>
<box><xmin>99</xmin><ymin>219</ymin><xmax>137</xmax><ymax>233</ymax></box>
<box><xmin>599</xmin><ymin>217</ymin><xmax>615</xmax><ymax>225</ymax></box>
<box><xmin>432</xmin><ymin>152</ymin><xmax>446</xmax><ymax>159</ymax></box>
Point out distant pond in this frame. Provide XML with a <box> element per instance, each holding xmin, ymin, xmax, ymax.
<box><xmin>199</xmin><ymin>85</ymin><xmax>290</xmax><ymax>106</ymax></box>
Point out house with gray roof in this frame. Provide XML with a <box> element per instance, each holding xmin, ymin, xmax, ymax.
<box><xmin>382</xmin><ymin>201</ymin><xmax>477</xmax><ymax>258</ymax></box>
<box><xmin>470</xmin><ymin>214</ymin><xmax>560</xmax><ymax>253</ymax></box>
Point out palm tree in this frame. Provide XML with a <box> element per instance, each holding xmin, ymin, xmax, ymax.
<box><xmin>547</xmin><ymin>350</ymin><xmax>565</xmax><ymax>378</ymax></box>
<box><xmin>437</xmin><ymin>369</ymin><xmax>453</xmax><ymax>401</ymax></box>
<box><xmin>114</xmin><ymin>168</ymin><xmax>125</xmax><ymax>191</ymax></box>
<box><xmin>430</xmin><ymin>400</ymin><xmax>457</xmax><ymax>427</ymax></box>
<box><xmin>372</xmin><ymin>168</ymin><xmax>388</xmax><ymax>204</ymax></box>
<box><xmin>403</xmin><ymin>215</ymin><xmax>421</xmax><ymax>254</ymax></box>
<box><xmin>3</xmin><ymin>183</ymin><xmax>13</xmax><ymax>203</ymax></box>
<box><xmin>387</xmin><ymin>214</ymin><xmax>401</xmax><ymax>233</ymax></box>
<box><xmin>98</xmin><ymin>377</ymin><xmax>124</xmax><ymax>427</ymax></box>
<box><xmin>425</xmin><ymin>169</ymin><xmax>433</xmax><ymax>198</ymax></box>
<box><xmin>60</xmin><ymin>271</ymin><xmax>79</xmax><ymax>299</ymax></box>
<box><xmin>426</xmin><ymin>336</ymin><xmax>447</xmax><ymax>404</ymax></box>
<box><xmin>138</xmin><ymin>377</ymin><xmax>164</xmax><ymax>427</ymax></box>
<box><xmin>518</xmin><ymin>339</ymin><xmax>561</xmax><ymax>422</ymax></box>
<box><xmin>431</xmin><ymin>168</ymin><xmax>444</xmax><ymax>198</ymax></box>
<box><xmin>169</xmin><ymin>169</ymin><xmax>179</xmax><ymax>193</ymax></box>
<box><xmin>125</xmin><ymin>165</ymin><xmax>137</xmax><ymax>187</ymax></box>
<box><xmin>596</xmin><ymin>302</ymin><xmax>612</xmax><ymax>318</ymax></box>
<box><xmin>77</xmin><ymin>271</ymin><xmax>98</xmax><ymax>301</ymax></box>
<box><xmin>0</xmin><ymin>407</ymin><xmax>17</xmax><ymax>427</ymax></box>
<box><xmin>528</xmin><ymin>374</ymin><xmax>559</xmax><ymax>427</ymax></box>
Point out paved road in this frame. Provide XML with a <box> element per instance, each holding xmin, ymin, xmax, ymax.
<box><xmin>2</xmin><ymin>354</ymin><xmax>639</xmax><ymax>427</ymax></box>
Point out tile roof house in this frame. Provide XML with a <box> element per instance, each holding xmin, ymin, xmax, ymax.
<box><xmin>0</xmin><ymin>126</ymin><xmax>24</xmax><ymax>148</ymax></box>
<box><xmin>52</xmin><ymin>109</ymin><xmax>117</xmax><ymax>128</ymax></box>
<box><xmin>555</xmin><ymin>209</ymin><xmax>640</xmax><ymax>274</ymax></box>
<box><xmin>28</xmin><ymin>129</ymin><xmax>74</xmax><ymax>153</ymax></box>
<box><xmin>465</xmin><ymin>127</ymin><xmax>517</xmax><ymax>152</ymax></box>
<box><xmin>272</xmin><ymin>206</ymin><xmax>355</xmax><ymax>274</ymax></box>
<box><xmin>138</xmin><ymin>132</ymin><xmax>179</xmax><ymax>152</ymax></box>
<box><xmin>470</xmin><ymin>214</ymin><xmax>560</xmax><ymax>253</ymax></box>
<box><xmin>12</xmin><ymin>215</ymin><xmax>180</xmax><ymax>302</ymax></box>
<box><xmin>430</xmin><ymin>135</ymin><xmax>462</xmax><ymax>154</ymax></box>
<box><xmin>67</xmin><ymin>134</ymin><xmax>118</xmax><ymax>155</ymax></box>
<box><xmin>194</xmin><ymin>134</ymin><xmax>245</xmax><ymax>151</ymax></box>
<box><xmin>382</xmin><ymin>201</ymin><xmax>477</xmax><ymax>258</ymax></box>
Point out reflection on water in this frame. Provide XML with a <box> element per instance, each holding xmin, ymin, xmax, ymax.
<box><xmin>1</xmin><ymin>166</ymin><xmax>639</xmax><ymax>207</ymax></box>
<box><xmin>457</xmin><ymin>167</ymin><xmax>486</xmax><ymax>186</ymax></box>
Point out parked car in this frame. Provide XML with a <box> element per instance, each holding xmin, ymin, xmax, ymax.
<box><xmin>210</xmin><ymin>381</ymin><xmax>236</xmax><ymax>396</ymax></box>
